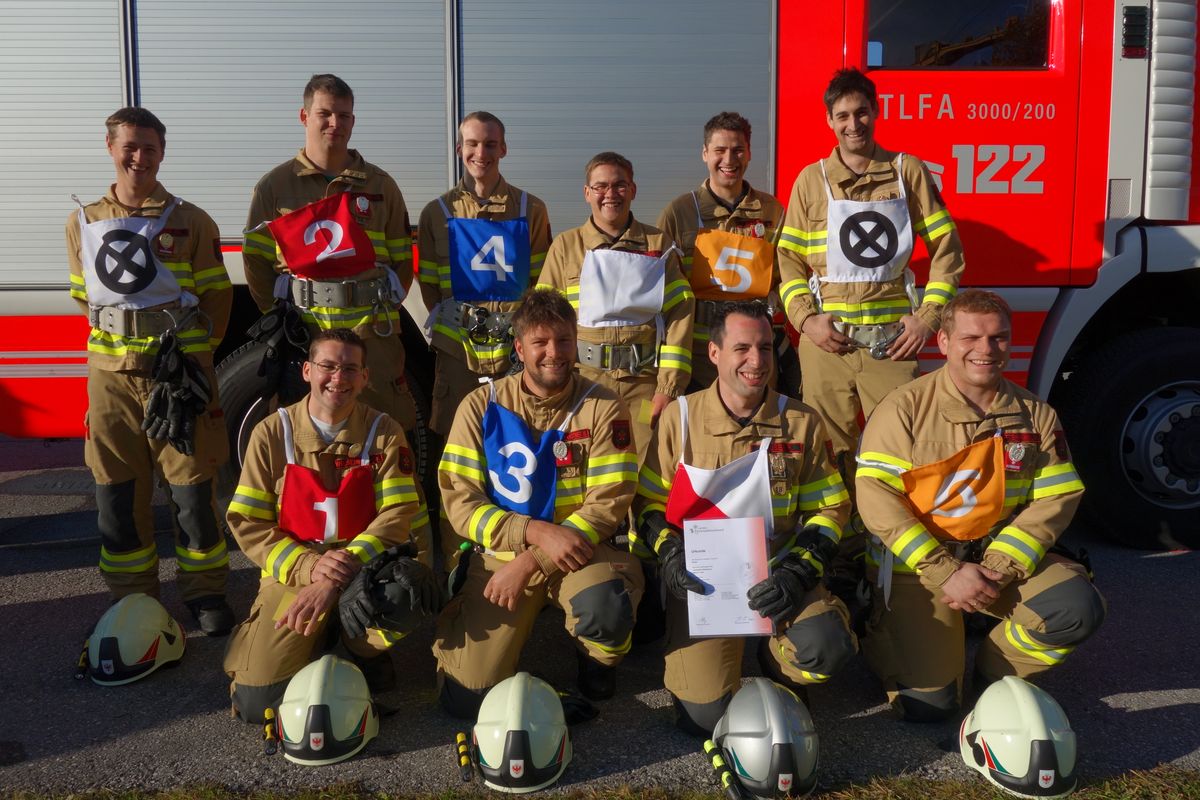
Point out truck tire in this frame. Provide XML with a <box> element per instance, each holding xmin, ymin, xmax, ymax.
<box><xmin>213</xmin><ymin>339</ymin><xmax>433</xmax><ymax>525</ymax></box>
<box><xmin>1057</xmin><ymin>327</ymin><xmax>1200</xmax><ymax>550</ymax></box>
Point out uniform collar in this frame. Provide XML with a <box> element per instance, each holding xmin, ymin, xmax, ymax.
<box><xmin>103</xmin><ymin>183</ymin><xmax>172</xmax><ymax>213</ymax></box>
<box><xmin>700</xmin><ymin>179</ymin><xmax>760</xmax><ymax>215</ymax></box>
<box><xmin>700</xmin><ymin>382</ymin><xmax>785</xmax><ymax>437</ymax></box>
<box><xmin>289</xmin><ymin>398</ymin><xmax>369</xmax><ymax>454</ymax></box>
<box><xmin>934</xmin><ymin>368</ymin><xmax>1026</xmax><ymax>425</ymax></box>
<box><xmin>583</xmin><ymin>215</ymin><xmax>650</xmax><ymax>251</ymax></box>
<box><xmin>513</xmin><ymin>373</ymin><xmax>580</xmax><ymax>413</ymax></box>
<box><xmin>823</xmin><ymin>143</ymin><xmax>897</xmax><ymax>185</ymax></box>
<box><xmin>292</xmin><ymin>148</ymin><xmax>369</xmax><ymax>182</ymax></box>
<box><xmin>455</xmin><ymin>174</ymin><xmax>513</xmax><ymax>209</ymax></box>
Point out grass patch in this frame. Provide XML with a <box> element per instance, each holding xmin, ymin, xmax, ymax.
<box><xmin>2</xmin><ymin>766</ymin><xmax>1198</xmax><ymax>800</ymax></box>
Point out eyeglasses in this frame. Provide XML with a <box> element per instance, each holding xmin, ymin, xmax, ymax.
<box><xmin>587</xmin><ymin>181</ymin><xmax>632</xmax><ymax>195</ymax></box>
<box><xmin>309</xmin><ymin>361</ymin><xmax>363</xmax><ymax>377</ymax></box>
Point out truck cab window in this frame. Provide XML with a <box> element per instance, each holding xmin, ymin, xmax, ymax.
<box><xmin>867</xmin><ymin>0</ymin><xmax>1050</xmax><ymax>69</ymax></box>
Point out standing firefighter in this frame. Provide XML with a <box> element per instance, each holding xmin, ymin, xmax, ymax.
<box><xmin>776</xmin><ymin>67</ymin><xmax>967</xmax><ymax>603</ymax></box>
<box><xmin>855</xmin><ymin>290</ymin><xmax>1105</xmax><ymax>722</ymax></box>
<box><xmin>242</xmin><ymin>73</ymin><xmax>430</xmax><ymax>556</ymax></box>
<box><xmin>656</xmin><ymin>111</ymin><xmax>788</xmax><ymax>391</ymax></box>
<box><xmin>432</xmin><ymin>289</ymin><xmax>644</xmax><ymax>718</ymax></box>
<box><xmin>66</xmin><ymin>107</ymin><xmax>234</xmax><ymax>635</ymax></box>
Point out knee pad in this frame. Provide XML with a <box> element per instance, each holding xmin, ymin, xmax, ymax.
<box><xmin>232</xmin><ymin>680</ymin><xmax>289</xmax><ymax>725</ymax></box>
<box><xmin>440</xmin><ymin>674</ymin><xmax>487</xmax><ymax>720</ymax></box>
<box><xmin>784</xmin><ymin>610</ymin><xmax>857</xmax><ymax>679</ymax></box>
<box><xmin>672</xmin><ymin>692</ymin><xmax>732</xmax><ymax>738</ymax></box>
<box><xmin>1024</xmin><ymin>577</ymin><xmax>1107</xmax><ymax>648</ymax></box>
<box><xmin>894</xmin><ymin>681</ymin><xmax>958</xmax><ymax>723</ymax></box>
<box><xmin>168</xmin><ymin>481</ymin><xmax>221</xmax><ymax>551</ymax></box>
<box><xmin>96</xmin><ymin>480</ymin><xmax>139</xmax><ymax>550</ymax></box>
<box><xmin>569</xmin><ymin>579</ymin><xmax>634</xmax><ymax>651</ymax></box>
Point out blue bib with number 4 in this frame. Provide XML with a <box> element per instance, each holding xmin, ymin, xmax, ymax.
<box><xmin>440</xmin><ymin>194</ymin><xmax>531</xmax><ymax>302</ymax></box>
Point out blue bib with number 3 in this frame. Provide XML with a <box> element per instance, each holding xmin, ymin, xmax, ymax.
<box><xmin>482</xmin><ymin>398</ymin><xmax>561</xmax><ymax>521</ymax></box>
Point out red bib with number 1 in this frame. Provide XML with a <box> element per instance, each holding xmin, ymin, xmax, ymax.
<box><xmin>266</xmin><ymin>192</ymin><xmax>377</xmax><ymax>279</ymax></box>
<box><xmin>279</xmin><ymin>462</ymin><xmax>376</xmax><ymax>543</ymax></box>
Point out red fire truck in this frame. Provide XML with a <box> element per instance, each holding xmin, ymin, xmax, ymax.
<box><xmin>2</xmin><ymin>0</ymin><xmax>1196</xmax><ymax>549</ymax></box>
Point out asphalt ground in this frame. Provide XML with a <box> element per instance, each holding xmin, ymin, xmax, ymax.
<box><xmin>0</xmin><ymin>436</ymin><xmax>1197</xmax><ymax>794</ymax></box>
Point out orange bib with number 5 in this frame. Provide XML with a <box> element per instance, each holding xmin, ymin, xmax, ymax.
<box><xmin>690</xmin><ymin>227</ymin><xmax>774</xmax><ymax>301</ymax></box>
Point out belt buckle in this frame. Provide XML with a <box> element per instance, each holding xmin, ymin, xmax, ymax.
<box><xmin>465</xmin><ymin>305</ymin><xmax>492</xmax><ymax>345</ymax></box>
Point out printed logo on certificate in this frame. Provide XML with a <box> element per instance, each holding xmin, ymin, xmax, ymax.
<box><xmin>683</xmin><ymin>517</ymin><xmax>772</xmax><ymax>638</ymax></box>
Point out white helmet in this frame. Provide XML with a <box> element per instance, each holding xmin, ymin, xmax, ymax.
<box><xmin>472</xmin><ymin>672</ymin><xmax>571</xmax><ymax>793</ymax></box>
<box><xmin>87</xmin><ymin>593</ymin><xmax>185</xmax><ymax>686</ymax></box>
<box><xmin>712</xmin><ymin>678</ymin><xmax>819</xmax><ymax>798</ymax></box>
<box><xmin>959</xmin><ymin>676</ymin><xmax>1077</xmax><ymax>798</ymax></box>
<box><xmin>277</xmin><ymin>655</ymin><xmax>379</xmax><ymax>766</ymax></box>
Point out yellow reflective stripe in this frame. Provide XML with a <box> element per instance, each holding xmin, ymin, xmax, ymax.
<box><xmin>637</xmin><ymin>467</ymin><xmax>671</xmax><ymax>503</ymax></box>
<box><xmin>298</xmin><ymin>305</ymin><xmax>400</xmax><ymax>330</ymax></box>
<box><xmin>805</xmin><ymin>514</ymin><xmax>843</xmax><ymax>544</ymax></box>
<box><xmin>778</xmin><ymin>225</ymin><xmax>828</xmax><ymax>256</ymax></box>
<box><xmin>175</xmin><ymin>540</ymin><xmax>229</xmax><ymax>572</ymax></box>
<box><xmin>586</xmin><ymin>631</ymin><xmax>632</xmax><ymax>655</ymax></box>
<box><xmin>797</xmin><ymin>473</ymin><xmax>849</xmax><ymax>510</ymax></box>
<box><xmin>345</xmin><ymin>534</ymin><xmax>385</xmax><ymax>563</ymax></box>
<box><xmin>922</xmin><ymin>281</ymin><xmax>955</xmax><ymax>306</ymax></box>
<box><xmin>372</xmin><ymin>627</ymin><xmax>405</xmax><ymax>647</ymax></box>
<box><xmin>555</xmin><ymin>476</ymin><xmax>584</xmax><ymax>507</ymax></box>
<box><xmin>376</xmin><ymin>476</ymin><xmax>419</xmax><ymax>510</ymax></box>
<box><xmin>856</xmin><ymin>465</ymin><xmax>904</xmax><ymax>491</ymax></box>
<box><xmin>230</xmin><ymin>485</ymin><xmax>277</xmax><ymax>520</ymax></box>
<box><xmin>779</xmin><ymin>279</ymin><xmax>813</xmax><ymax>316</ymax></box>
<box><xmin>1031</xmin><ymin>463</ymin><xmax>1085</xmax><ymax>499</ymax></box>
<box><xmin>440</xmin><ymin>444</ymin><xmax>484</xmax><ymax>481</ymax></box>
<box><xmin>824</xmin><ymin>299</ymin><xmax>911</xmax><ymax>325</ymax></box>
<box><xmin>859</xmin><ymin>451</ymin><xmax>913</xmax><ymax>471</ymax></box>
<box><xmin>193</xmin><ymin>266</ymin><xmax>232</xmax><ymax>292</ymax></box>
<box><xmin>1004</xmin><ymin>621</ymin><xmax>1072</xmax><ymax>665</ymax></box>
<box><xmin>266</xmin><ymin>538</ymin><xmax>306</xmax><ymax>584</ymax></box>
<box><xmin>531</xmin><ymin>251</ymin><xmax>547</xmax><ymax>264</ymax></box>
<box><xmin>915</xmin><ymin>209</ymin><xmax>954</xmax><ymax>241</ymax></box>
<box><xmin>243</xmin><ymin>231</ymin><xmax>276</xmax><ymax>257</ymax></box>
<box><xmin>99</xmin><ymin>544</ymin><xmax>159</xmax><ymax>573</ymax></box>
<box><xmin>70</xmin><ymin>273</ymin><xmax>88</xmax><ymax>300</ymax></box>
<box><xmin>662</xmin><ymin>279</ymin><xmax>694</xmax><ymax>312</ymax></box>
<box><xmin>417</xmin><ymin>260</ymin><xmax>441</xmax><ymax>284</ymax></box>
<box><xmin>658</xmin><ymin>344</ymin><xmax>692</xmax><ymax>372</ymax></box>
<box><xmin>892</xmin><ymin>523</ymin><xmax>938</xmax><ymax>571</ymax></box>
<box><xmin>469</xmin><ymin>505</ymin><xmax>505</xmax><ymax>549</ymax></box>
<box><xmin>988</xmin><ymin>525</ymin><xmax>1046</xmax><ymax>573</ymax></box>
<box><xmin>1005</xmin><ymin>478</ymin><xmax>1032</xmax><ymax>508</ymax></box>
<box><xmin>562</xmin><ymin>513</ymin><xmax>601</xmax><ymax>545</ymax></box>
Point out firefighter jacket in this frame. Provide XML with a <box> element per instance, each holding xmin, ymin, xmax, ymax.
<box><xmin>438</xmin><ymin>373</ymin><xmax>638</xmax><ymax>578</ymax></box>
<box><xmin>632</xmin><ymin>383</ymin><xmax>851</xmax><ymax>563</ymax></box>
<box><xmin>777</xmin><ymin>144</ymin><xmax>964</xmax><ymax>333</ymax></box>
<box><xmin>243</xmin><ymin>149</ymin><xmax>412</xmax><ymax>334</ymax></box>
<box><xmin>535</xmin><ymin>217</ymin><xmax>695</xmax><ymax>398</ymax></box>
<box><xmin>657</xmin><ymin>180</ymin><xmax>785</xmax><ymax>341</ymax></box>
<box><xmin>417</xmin><ymin>176</ymin><xmax>552</xmax><ymax>373</ymax></box>
<box><xmin>855</xmin><ymin>368</ymin><xmax>1085</xmax><ymax>591</ymax></box>
<box><xmin>227</xmin><ymin>398</ymin><xmax>425</xmax><ymax>588</ymax></box>
<box><xmin>66</xmin><ymin>184</ymin><xmax>232</xmax><ymax>372</ymax></box>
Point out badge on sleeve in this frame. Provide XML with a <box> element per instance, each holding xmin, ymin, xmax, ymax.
<box><xmin>397</xmin><ymin>447</ymin><xmax>414</xmax><ymax>475</ymax></box>
<box><xmin>611</xmin><ymin>419</ymin><xmax>632</xmax><ymax>450</ymax></box>
<box><xmin>1053</xmin><ymin>430</ymin><xmax>1070</xmax><ymax>459</ymax></box>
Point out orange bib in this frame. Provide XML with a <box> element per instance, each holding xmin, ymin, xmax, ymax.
<box><xmin>901</xmin><ymin>436</ymin><xmax>1006</xmax><ymax>541</ymax></box>
<box><xmin>690</xmin><ymin>227</ymin><xmax>774</xmax><ymax>300</ymax></box>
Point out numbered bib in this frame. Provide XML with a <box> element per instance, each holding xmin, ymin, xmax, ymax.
<box><xmin>78</xmin><ymin>198</ymin><xmax>186</xmax><ymax>309</ymax></box>
<box><xmin>690</xmin><ymin>228</ymin><xmax>774</xmax><ymax>300</ymax></box>
<box><xmin>900</xmin><ymin>435</ymin><xmax>1006</xmax><ymax>542</ymax></box>
<box><xmin>442</xmin><ymin>196</ymin><xmax>531</xmax><ymax>302</ymax></box>
<box><xmin>265</xmin><ymin>192</ymin><xmax>378</xmax><ymax>279</ymax></box>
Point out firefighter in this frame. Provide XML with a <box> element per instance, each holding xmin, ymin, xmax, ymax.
<box><xmin>776</xmin><ymin>67</ymin><xmax>967</xmax><ymax>607</ymax></box>
<box><xmin>223</xmin><ymin>329</ymin><xmax>433</xmax><ymax>724</ymax></box>
<box><xmin>242</xmin><ymin>73</ymin><xmax>431</xmax><ymax>559</ymax></box>
<box><xmin>432</xmin><ymin>289</ymin><xmax>644</xmax><ymax>719</ymax></box>
<box><xmin>632</xmin><ymin>301</ymin><xmax>857</xmax><ymax>735</ymax></box>
<box><xmin>65</xmin><ymin>107</ymin><xmax>234</xmax><ymax>635</ymax></box>
<box><xmin>535</xmin><ymin>151</ymin><xmax>695</xmax><ymax>463</ymax></box>
<box><xmin>855</xmin><ymin>290</ymin><xmax>1106</xmax><ymax>723</ymax></box>
<box><xmin>656</xmin><ymin>111</ymin><xmax>789</xmax><ymax>391</ymax></box>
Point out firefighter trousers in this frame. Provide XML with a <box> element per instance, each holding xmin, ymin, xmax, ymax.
<box><xmin>433</xmin><ymin>541</ymin><xmax>644</xmax><ymax>692</ymax></box>
<box><xmin>664</xmin><ymin>585</ymin><xmax>857</xmax><ymax>733</ymax></box>
<box><xmin>84</xmin><ymin>364</ymin><xmax>229</xmax><ymax>603</ymax></box>
<box><xmin>223</xmin><ymin>574</ymin><xmax>397</xmax><ymax>724</ymax></box>
<box><xmin>352</xmin><ymin>330</ymin><xmax>417</xmax><ymax>432</ymax></box>
<box><xmin>430</xmin><ymin>349</ymin><xmax>507</xmax><ymax>436</ymax></box>
<box><xmin>863</xmin><ymin>553</ymin><xmax>1107</xmax><ymax>722</ymax></box>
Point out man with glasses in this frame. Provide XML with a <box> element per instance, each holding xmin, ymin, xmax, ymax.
<box><xmin>536</xmin><ymin>151</ymin><xmax>694</xmax><ymax>463</ymax></box>
<box><xmin>224</xmin><ymin>329</ymin><xmax>431</xmax><ymax>724</ymax></box>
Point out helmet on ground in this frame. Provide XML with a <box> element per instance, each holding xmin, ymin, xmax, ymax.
<box><xmin>472</xmin><ymin>672</ymin><xmax>571</xmax><ymax>793</ymax></box>
<box><xmin>87</xmin><ymin>593</ymin><xmax>185</xmax><ymax>686</ymax></box>
<box><xmin>959</xmin><ymin>675</ymin><xmax>1077</xmax><ymax>798</ymax></box>
<box><xmin>277</xmin><ymin>654</ymin><xmax>379</xmax><ymax>766</ymax></box>
<box><xmin>713</xmin><ymin>678</ymin><xmax>819</xmax><ymax>798</ymax></box>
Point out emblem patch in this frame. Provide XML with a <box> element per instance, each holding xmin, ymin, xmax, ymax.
<box><xmin>1039</xmin><ymin>769</ymin><xmax>1055</xmax><ymax>788</ymax></box>
<box><xmin>310</xmin><ymin>732</ymin><xmax>324</xmax><ymax>751</ymax></box>
<box><xmin>611</xmin><ymin>419</ymin><xmax>631</xmax><ymax>450</ymax></box>
<box><xmin>509</xmin><ymin>759</ymin><xmax>524</xmax><ymax>778</ymax></box>
<box><xmin>1053</xmin><ymin>430</ymin><xmax>1070</xmax><ymax>459</ymax></box>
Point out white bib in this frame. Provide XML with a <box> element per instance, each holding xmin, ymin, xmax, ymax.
<box><xmin>819</xmin><ymin>155</ymin><xmax>914</xmax><ymax>285</ymax></box>
<box><xmin>576</xmin><ymin>247</ymin><xmax>669</xmax><ymax>328</ymax></box>
<box><xmin>77</xmin><ymin>198</ymin><xmax>192</xmax><ymax>310</ymax></box>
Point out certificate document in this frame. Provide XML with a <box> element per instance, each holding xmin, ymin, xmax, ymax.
<box><xmin>684</xmin><ymin>516</ymin><xmax>772</xmax><ymax>638</ymax></box>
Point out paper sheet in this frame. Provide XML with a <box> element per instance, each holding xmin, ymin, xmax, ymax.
<box><xmin>684</xmin><ymin>516</ymin><xmax>772</xmax><ymax>637</ymax></box>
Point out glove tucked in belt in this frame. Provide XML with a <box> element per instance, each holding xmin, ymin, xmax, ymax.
<box><xmin>141</xmin><ymin>330</ymin><xmax>212</xmax><ymax>456</ymax></box>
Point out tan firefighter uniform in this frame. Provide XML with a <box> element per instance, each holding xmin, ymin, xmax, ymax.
<box><xmin>432</xmin><ymin>373</ymin><xmax>643</xmax><ymax>698</ymax></box>
<box><xmin>536</xmin><ymin>218</ymin><xmax>694</xmax><ymax>461</ymax></box>
<box><xmin>855</xmin><ymin>368</ymin><xmax>1106</xmax><ymax>721</ymax></box>
<box><xmin>777</xmin><ymin>144</ymin><xmax>966</xmax><ymax>458</ymax></box>
<box><xmin>417</xmin><ymin>176</ymin><xmax>552</xmax><ymax>435</ymax></box>
<box><xmin>243</xmin><ymin>148</ymin><xmax>417</xmax><ymax>429</ymax></box>
<box><xmin>66</xmin><ymin>184</ymin><xmax>233</xmax><ymax>603</ymax></box>
<box><xmin>223</xmin><ymin>398</ymin><xmax>426</xmax><ymax>723</ymax></box>
<box><xmin>656</xmin><ymin>181</ymin><xmax>785</xmax><ymax>389</ymax></box>
<box><xmin>633</xmin><ymin>383</ymin><xmax>856</xmax><ymax>730</ymax></box>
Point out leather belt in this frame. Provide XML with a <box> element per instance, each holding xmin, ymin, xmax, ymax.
<box><xmin>289</xmin><ymin>276</ymin><xmax>388</xmax><ymax>309</ymax></box>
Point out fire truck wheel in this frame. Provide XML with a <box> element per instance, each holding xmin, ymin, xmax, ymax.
<box><xmin>212</xmin><ymin>340</ymin><xmax>433</xmax><ymax>529</ymax></box>
<box><xmin>1059</xmin><ymin>327</ymin><xmax>1200</xmax><ymax>550</ymax></box>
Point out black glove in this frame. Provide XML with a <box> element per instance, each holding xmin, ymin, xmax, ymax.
<box><xmin>657</xmin><ymin>534</ymin><xmax>705</xmax><ymax>600</ymax></box>
<box><xmin>746</xmin><ymin>551</ymin><xmax>822</xmax><ymax>627</ymax></box>
<box><xmin>376</xmin><ymin>556</ymin><xmax>443</xmax><ymax>616</ymax></box>
<box><xmin>338</xmin><ymin>544</ymin><xmax>440</xmax><ymax>639</ymax></box>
